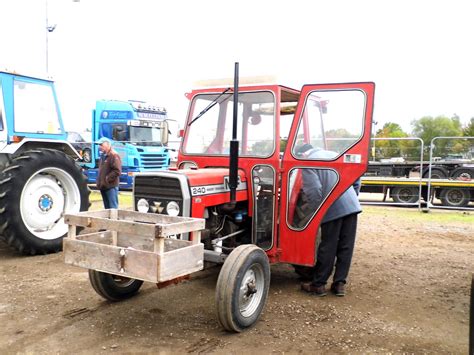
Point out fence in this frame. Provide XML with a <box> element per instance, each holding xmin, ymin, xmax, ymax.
<box><xmin>359</xmin><ymin>136</ymin><xmax>474</xmax><ymax>211</ymax></box>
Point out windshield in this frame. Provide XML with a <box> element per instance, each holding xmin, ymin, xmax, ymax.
<box><xmin>13</xmin><ymin>80</ymin><xmax>61</xmax><ymax>134</ymax></box>
<box><xmin>129</xmin><ymin>126</ymin><xmax>164</xmax><ymax>146</ymax></box>
<box><xmin>183</xmin><ymin>91</ymin><xmax>275</xmax><ymax>157</ymax></box>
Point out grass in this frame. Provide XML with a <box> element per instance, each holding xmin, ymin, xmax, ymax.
<box><xmin>362</xmin><ymin>205</ymin><xmax>474</xmax><ymax>224</ymax></box>
<box><xmin>89</xmin><ymin>190</ymin><xmax>133</xmax><ymax>210</ymax></box>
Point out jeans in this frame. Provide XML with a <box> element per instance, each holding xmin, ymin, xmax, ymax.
<box><xmin>100</xmin><ymin>187</ymin><xmax>119</xmax><ymax>209</ymax></box>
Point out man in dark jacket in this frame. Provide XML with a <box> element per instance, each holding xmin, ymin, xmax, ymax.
<box><xmin>296</xmin><ymin>143</ymin><xmax>362</xmax><ymax>297</ymax></box>
<box><xmin>97</xmin><ymin>137</ymin><xmax>122</xmax><ymax>209</ymax></box>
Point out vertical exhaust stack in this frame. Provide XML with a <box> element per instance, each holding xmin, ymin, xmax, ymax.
<box><xmin>228</xmin><ymin>62</ymin><xmax>240</xmax><ymax>204</ymax></box>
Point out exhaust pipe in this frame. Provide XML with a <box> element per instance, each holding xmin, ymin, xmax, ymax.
<box><xmin>228</xmin><ymin>62</ymin><xmax>240</xmax><ymax>205</ymax></box>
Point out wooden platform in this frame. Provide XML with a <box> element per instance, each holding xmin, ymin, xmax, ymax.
<box><xmin>63</xmin><ymin>209</ymin><xmax>205</xmax><ymax>283</ymax></box>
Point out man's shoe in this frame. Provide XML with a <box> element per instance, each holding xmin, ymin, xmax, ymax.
<box><xmin>301</xmin><ymin>282</ymin><xmax>327</xmax><ymax>297</ymax></box>
<box><xmin>330</xmin><ymin>282</ymin><xmax>346</xmax><ymax>297</ymax></box>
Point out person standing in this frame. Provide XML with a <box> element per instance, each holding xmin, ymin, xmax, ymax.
<box><xmin>97</xmin><ymin>137</ymin><xmax>122</xmax><ymax>209</ymax></box>
<box><xmin>295</xmin><ymin>143</ymin><xmax>362</xmax><ymax>297</ymax></box>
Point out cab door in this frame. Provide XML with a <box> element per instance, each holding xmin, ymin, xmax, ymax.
<box><xmin>278</xmin><ymin>82</ymin><xmax>375</xmax><ymax>265</ymax></box>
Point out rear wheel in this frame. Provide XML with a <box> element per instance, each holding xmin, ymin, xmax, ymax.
<box><xmin>439</xmin><ymin>188</ymin><xmax>470</xmax><ymax>207</ymax></box>
<box><xmin>216</xmin><ymin>245</ymin><xmax>270</xmax><ymax>332</ymax></box>
<box><xmin>88</xmin><ymin>270</ymin><xmax>144</xmax><ymax>301</ymax></box>
<box><xmin>0</xmin><ymin>149</ymin><xmax>90</xmax><ymax>254</ymax></box>
<box><xmin>391</xmin><ymin>186</ymin><xmax>419</xmax><ymax>204</ymax></box>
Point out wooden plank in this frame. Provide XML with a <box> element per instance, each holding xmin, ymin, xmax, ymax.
<box><xmin>164</xmin><ymin>238</ymin><xmax>192</xmax><ymax>252</ymax></box>
<box><xmin>64</xmin><ymin>214</ymin><xmax>92</xmax><ymax>228</ymax></box>
<box><xmin>117</xmin><ymin>210</ymin><xmax>204</xmax><ymax>226</ymax></box>
<box><xmin>64</xmin><ymin>239</ymin><xmax>159</xmax><ymax>283</ymax></box>
<box><xmin>117</xmin><ymin>233</ymin><xmax>154</xmax><ymax>252</ymax></box>
<box><xmin>75</xmin><ymin>231</ymin><xmax>113</xmax><ymax>245</ymax></box>
<box><xmin>67</xmin><ymin>225</ymin><xmax>77</xmax><ymax>240</ymax></box>
<box><xmin>159</xmin><ymin>243</ymin><xmax>204</xmax><ymax>282</ymax></box>
<box><xmin>158</xmin><ymin>219</ymin><xmax>206</xmax><ymax>237</ymax></box>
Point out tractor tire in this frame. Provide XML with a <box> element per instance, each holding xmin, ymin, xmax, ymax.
<box><xmin>391</xmin><ymin>186</ymin><xmax>419</xmax><ymax>204</ymax></box>
<box><xmin>0</xmin><ymin>149</ymin><xmax>90</xmax><ymax>255</ymax></box>
<box><xmin>88</xmin><ymin>270</ymin><xmax>144</xmax><ymax>302</ymax></box>
<box><xmin>216</xmin><ymin>244</ymin><xmax>270</xmax><ymax>332</ymax></box>
<box><xmin>439</xmin><ymin>188</ymin><xmax>470</xmax><ymax>207</ymax></box>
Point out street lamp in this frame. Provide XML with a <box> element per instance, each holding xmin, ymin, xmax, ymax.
<box><xmin>45</xmin><ymin>0</ymin><xmax>57</xmax><ymax>73</ymax></box>
<box><xmin>45</xmin><ymin>0</ymin><xmax>79</xmax><ymax>73</ymax></box>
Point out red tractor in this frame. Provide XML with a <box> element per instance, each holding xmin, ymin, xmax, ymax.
<box><xmin>91</xmin><ymin>69</ymin><xmax>375</xmax><ymax>331</ymax></box>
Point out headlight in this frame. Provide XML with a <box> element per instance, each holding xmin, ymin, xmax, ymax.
<box><xmin>166</xmin><ymin>201</ymin><xmax>180</xmax><ymax>216</ymax></box>
<box><xmin>137</xmin><ymin>198</ymin><xmax>149</xmax><ymax>213</ymax></box>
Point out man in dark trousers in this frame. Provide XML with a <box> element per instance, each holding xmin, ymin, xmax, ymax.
<box><xmin>97</xmin><ymin>137</ymin><xmax>122</xmax><ymax>209</ymax></box>
<box><xmin>295</xmin><ymin>143</ymin><xmax>362</xmax><ymax>297</ymax></box>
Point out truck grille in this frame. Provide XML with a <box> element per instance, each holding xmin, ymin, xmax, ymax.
<box><xmin>139</xmin><ymin>153</ymin><xmax>169</xmax><ymax>169</ymax></box>
<box><xmin>134</xmin><ymin>174</ymin><xmax>185</xmax><ymax>216</ymax></box>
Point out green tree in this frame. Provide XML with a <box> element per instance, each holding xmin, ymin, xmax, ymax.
<box><xmin>463</xmin><ymin>117</ymin><xmax>474</xmax><ymax>137</ymax></box>
<box><xmin>373</xmin><ymin>122</ymin><xmax>414</xmax><ymax>160</ymax></box>
<box><xmin>411</xmin><ymin>115</ymin><xmax>463</xmax><ymax>157</ymax></box>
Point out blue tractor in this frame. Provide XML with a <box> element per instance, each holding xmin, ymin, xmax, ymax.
<box><xmin>0</xmin><ymin>70</ymin><xmax>90</xmax><ymax>254</ymax></box>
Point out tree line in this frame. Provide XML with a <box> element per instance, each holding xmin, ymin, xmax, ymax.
<box><xmin>373</xmin><ymin>115</ymin><xmax>474</xmax><ymax>160</ymax></box>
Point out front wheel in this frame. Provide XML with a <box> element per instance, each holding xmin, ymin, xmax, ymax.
<box><xmin>88</xmin><ymin>270</ymin><xmax>144</xmax><ymax>301</ymax></box>
<box><xmin>216</xmin><ymin>245</ymin><xmax>270</xmax><ymax>332</ymax></box>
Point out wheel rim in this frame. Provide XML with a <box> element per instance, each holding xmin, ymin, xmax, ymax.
<box><xmin>239</xmin><ymin>263</ymin><xmax>265</xmax><ymax>318</ymax></box>
<box><xmin>445</xmin><ymin>190</ymin><xmax>467</xmax><ymax>206</ymax></box>
<box><xmin>397</xmin><ymin>188</ymin><xmax>416</xmax><ymax>203</ymax></box>
<box><xmin>20</xmin><ymin>167</ymin><xmax>81</xmax><ymax>240</ymax></box>
<box><xmin>111</xmin><ymin>275</ymin><xmax>136</xmax><ymax>288</ymax></box>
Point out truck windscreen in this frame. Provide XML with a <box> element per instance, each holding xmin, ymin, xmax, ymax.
<box><xmin>129</xmin><ymin>126</ymin><xmax>164</xmax><ymax>146</ymax></box>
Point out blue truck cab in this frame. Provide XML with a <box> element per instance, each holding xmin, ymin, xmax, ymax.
<box><xmin>83</xmin><ymin>100</ymin><xmax>171</xmax><ymax>188</ymax></box>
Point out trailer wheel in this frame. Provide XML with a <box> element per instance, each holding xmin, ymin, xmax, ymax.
<box><xmin>216</xmin><ymin>244</ymin><xmax>270</xmax><ymax>332</ymax></box>
<box><xmin>451</xmin><ymin>168</ymin><xmax>473</xmax><ymax>181</ymax></box>
<box><xmin>439</xmin><ymin>188</ymin><xmax>470</xmax><ymax>207</ymax></box>
<box><xmin>422</xmin><ymin>167</ymin><xmax>449</xmax><ymax>179</ymax></box>
<box><xmin>391</xmin><ymin>186</ymin><xmax>419</xmax><ymax>204</ymax></box>
<box><xmin>0</xmin><ymin>149</ymin><xmax>90</xmax><ymax>255</ymax></box>
<box><xmin>88</xmin><ymin>270</ymin><xmax>144</xmax><ymax>302</ymax></box>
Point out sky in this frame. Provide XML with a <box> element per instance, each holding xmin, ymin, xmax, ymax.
<box><xmin>1</xmin><ymin>0</ymin><xmax>473</xmax><ymax>135</ymax></box>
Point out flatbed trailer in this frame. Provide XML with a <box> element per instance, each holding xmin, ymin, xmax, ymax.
<box><xmin>366</xmin><ymin>160</ymin><xmax>474</xmax><ymax>179</ymax></box>
<box><xmin>360</xmin><ymin>176</ymin><xmax>474</xmax><ymax>207</ymax></box>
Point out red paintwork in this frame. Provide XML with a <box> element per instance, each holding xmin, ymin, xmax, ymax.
<box><xmin>278</xmin><ymin>82</ymin><xmax>376</xmax><ymax>265</ymax></box>
<box><xmin>176</xmin><ymin>82</ymin><xmax>375</xmax><ymax>267</ymax></box>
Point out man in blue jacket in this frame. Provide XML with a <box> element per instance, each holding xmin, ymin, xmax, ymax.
<box><xmin>296</xmin><ymin>143</ymin><xmax>362</xmax><ymax>297</ymax></box>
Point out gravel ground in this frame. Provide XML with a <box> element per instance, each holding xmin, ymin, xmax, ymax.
<box><xmin>0</xmin><ymin>205</ymin><xmax>472</xmax><ymax>354</ymax></box>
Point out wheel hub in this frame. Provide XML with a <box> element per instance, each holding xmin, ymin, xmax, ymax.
<box><xmin>38</xmin><ymin>194</ymin><xmax>54</xmax><ymax>212</ymax></box>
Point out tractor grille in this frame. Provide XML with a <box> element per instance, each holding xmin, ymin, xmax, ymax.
<box><xmin>134</xmin><ymin>174</ymin><xmax>185</xmax><ymax>216</ymax></box>
<box><xmin>139</xmin><ymin>153</ymin><xmax>169</xmax><ymax>169</ymax></box>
